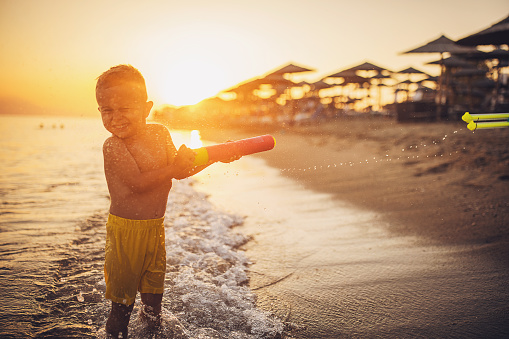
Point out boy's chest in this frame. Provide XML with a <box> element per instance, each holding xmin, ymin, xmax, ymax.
<box><xmin>127</xmin><ymin>142</ymin><xmax>167</xmax><ymax>172</ymax></box>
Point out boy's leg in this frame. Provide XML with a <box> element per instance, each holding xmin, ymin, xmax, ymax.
<box><xmin>140</xmin><ymin>293</ymin><xmax>163</xmax><ymax>327</ymax></box>
<box><xmin>106</xmin><ymin>301</ymin><xmax>134</xmax><ymax>338</ymax></box>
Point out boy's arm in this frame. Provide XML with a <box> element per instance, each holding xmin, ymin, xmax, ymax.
<box><xmin>174</xmin><ymin>151</ymin><xmax>241</xmax><ymax>179</ymax></box>
<box><xmin>164</xmin><ymin>130</ymin><xmax>200</xmax><ymax>180</ymax></box>
<box><xmin>163</xmin><ymin>130</ymin><xmax>241</xmax><ymax>180</ymax></box>
<box><xmin>103</xmin><ymin>137</ymin><xmax>192</xmax><ymax>193</ymax></box>
<box><xmin>171</xmin><ymin>144</ymin><xmax>211</xmax><ymax>179</ymax></box>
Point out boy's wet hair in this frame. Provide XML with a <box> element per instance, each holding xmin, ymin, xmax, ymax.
<box><xmin>96</xmin><ymin>64</ymin><xmax>148</xmax><ymax>101</ymax></box>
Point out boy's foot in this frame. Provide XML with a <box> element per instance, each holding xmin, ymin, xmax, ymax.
<box><xmin>106</xmin><ymin>302</ymin><xmax>134</xmax><ymax>338</ymax></box>
<box><xmin>139</xmin><ymin>303</ymin><xmax>162</xmax><ymax>328</ymax></box>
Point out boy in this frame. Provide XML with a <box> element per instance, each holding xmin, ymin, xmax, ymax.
<box><xmin>96</xmin><ymin>64</ymin><xmax>224</xmax><ymax>338</ymax></box>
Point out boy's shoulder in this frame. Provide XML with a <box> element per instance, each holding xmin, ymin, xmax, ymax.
<box><xmin>147</xmin><ymin>123</ymin><xmax>173</xmax><ymax>143</ymax></box>
<box><xmin>147</xmin><ymin>122</ymin><xmax>169</xmax><ymax>135</ymax></box>
<box><xmin>103</xmin><ymin>135</ymin><xmax>125</xmax><ymax>155</ymax></box>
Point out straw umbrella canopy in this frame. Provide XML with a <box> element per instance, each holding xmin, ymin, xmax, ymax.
<box><xmin>340</xmin><ymin>75</ymin><xmax>371</xmax><ymax>85</ymax></box>
<box><xmin>426</xmin><ymin>55</ymin><xmax>475</xmax><ymax>68</ymax></box>
<box><xmin>417</xmin><ymin>76</ymin><xmax>439</xmax><ymax>83</ymax></box>
<box><xmin>343</xmin><ymin>62</ymin><xmax>391</xmax><ymax>109</ymax></box>
<box><xmin>266</xmin><ymin>63</ymin><xmax>315</xmax><ymax>76</ymax></box>
<box><xmin>402</xmin><ymin>35</ymin><xmax>477</xmax><ymax>55</ymax></box>
<box><xmin>397</xmin><ymin>67</ymin><xmax>430</xmax><ymax>82</ymax></box>
<box><xmin>397</xmin><ymin>79</ymin><xmax>414</xmax><ymax>85</ymax></box>
<box><xmin>397</xmin><ymin>67</ymin><xmax>428</xmax><ymax>76</ymax></box>
<box><xmin>255</xmin><ymin>73</ymin><xmax>296</xmax><ymax>86</ymax></box>
<box><xmin>224</xmin><ymin>80</ymin><xmax>262</xmax><ymax>100</ymax></box>
<box><xmin>310</xmin><ymin>80</ymin><xmax>333</xmax><ymax>90</ymax></box>
<box><xmin>342</xmin><ymin>61</ymin><xmax>388</xmax><ymax>74</ymax></box>
<box><xmin>264</xmin><ymin>63</ymin><xmax>314</xmax><ymax>103</ymax></box>
<box><xmin>327</xmin><ymin>69</ymin><xmax>356</xmax><ymax>78</ymax></box>
<box><xmin>325</xmin><ymin>71</ymin><xmax>371</xmax><ymax>109</ymax></box>
<box><xmin>222</xmin><ymin>73</ymin><xmax>294</xmax><ymax>101</ymax></box>
<box><xmin>260</xmin><ymin>74</ymin><xmax>297</xmax><ymax>97</ymax></box>
<box><xmin>460</xmin><ymin>48</ymin><xmax>509</xmax><ymax>68</ymax></box>
<box><xmin>401</xmin><ymin>35</ymin><xmax>477</xmax><ymax>119</ymax></box>
<box><xmin>371</xmin><ymin>73</ymin><xmax>392</xmax><ymax>80</ymax></box>
<box><xmin>456</xmin><ymin>14</ymin><xmax>509</xmax><ymax>46</ymax></box>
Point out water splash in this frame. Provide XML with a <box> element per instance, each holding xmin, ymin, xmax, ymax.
<box><xmin>280</xmin><ymin>130</ymin><xmax>465</xmax><ymax>173</ymax></box>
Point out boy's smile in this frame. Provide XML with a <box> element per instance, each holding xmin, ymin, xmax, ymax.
<box><xmin>97</xmin><ymin>83</ymin><xmax>153</xmax><ymax>139</ymax></box>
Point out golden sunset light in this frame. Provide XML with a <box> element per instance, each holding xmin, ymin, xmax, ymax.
<box><xmin>2</xmin><ymin>1</ymin><xmax>509</xmax><ymax>337</ymax></box>
<box><xmin>1</xmin><ymin>0</ymin><xmax>508</xmax><ymax>116</ymax></box>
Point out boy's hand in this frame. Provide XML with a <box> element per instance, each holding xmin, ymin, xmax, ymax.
<box><xmin>173</xmin><ymin>145</ymin><xmax>196</xmax><ymax>178</ymax></box>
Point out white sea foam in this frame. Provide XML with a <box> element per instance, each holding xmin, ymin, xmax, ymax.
<box><xmin>96</xmin><ymin>178</ymin><xmax>284</xmax><ymax>338</ymax></box>
<box><xmin>158</xmin><ymin>179</ymin><xmax>284</xmax><ymax>338</ymax></box>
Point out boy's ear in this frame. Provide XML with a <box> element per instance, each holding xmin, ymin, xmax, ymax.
<box><xmin>143</xmin><ymin>101</ymin><xmax>154</xmax><ymax>118</ymax></box>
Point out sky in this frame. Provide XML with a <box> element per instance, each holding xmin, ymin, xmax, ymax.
<box><xmin>1</xmin><ymin>0</ymin><xmax>508</xmax><ymax>117</ymax></box>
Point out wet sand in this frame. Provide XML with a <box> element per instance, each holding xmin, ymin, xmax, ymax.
<box><xmin>195</xmin><ymin>117</ymin><xmax>509</xmax><ymax>337</ymax></box>
<box><xmin>199</xmin><ymin>117</ymin><xmax>509</xmax><ymax>262</ymax></box>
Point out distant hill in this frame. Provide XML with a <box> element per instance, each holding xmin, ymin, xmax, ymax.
<box><xmin>0</xmin><ymin>97</ymin><xmax>86</xmax><ymax>116</ymax></box>
<box><xmin>0</xmin><ymin>97</ymin><xmax>46</xmax><ymax>115</ymax></box>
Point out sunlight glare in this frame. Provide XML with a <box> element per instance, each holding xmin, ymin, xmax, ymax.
<box><xmin>152</xmin><ymin>55</ymin><xmax>228</xmax><ymax>106</ymax></box>
<box><xmin>189</xmin><ymin>130</ymin><xmax>203</xmax><ymax>149</ymax></box>
<box><xmin>140</xmin><ymin>22</ymin><xmax>256</xmax><ymax>107</ymax></box>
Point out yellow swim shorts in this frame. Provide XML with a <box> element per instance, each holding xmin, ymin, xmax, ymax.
<box><xmin>104</xmin><ymin>214</ymin><xmax>166</xmax><ymax>305</ymax></box>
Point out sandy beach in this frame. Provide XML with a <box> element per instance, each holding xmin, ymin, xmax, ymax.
<box><xmin>193</xmin><ymin>116</ymin><xmax>509</xmax><ymax>337</ymax></box>
<box><xmin>199</xmin><ymin>117</ymin><xmax>509</xmax><ymax>262</ymax></box>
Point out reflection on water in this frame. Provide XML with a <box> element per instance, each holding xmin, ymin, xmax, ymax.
<box><xmin>194</xmin><ymin>150</ymin><xmax>509</xmax><ymax>338</ymax></box>
<box><xmin>188</xmin><ymin>130</ymin><xmax>203</xmax><ymax>149</ymax></box>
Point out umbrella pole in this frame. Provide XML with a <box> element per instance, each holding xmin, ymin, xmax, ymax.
<box><xmin>436</xmin><ymin>53</ymin><xmax>445</xmax><ymax>121</ymax></box>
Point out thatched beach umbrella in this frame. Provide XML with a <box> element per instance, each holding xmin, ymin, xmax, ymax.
<box><xmin>325</xmin><ymin>71</ymin><xmax>371</xmax><ymax>110</ymax></box>
<box><xmin>426</xmin><ymin>55</ymin><xmax>474</xmax><ymax>68</ymax></box>
<box><xmin>311</xmin><ymin>80</ymin><xmax>334</xmax><ymax>90</ymax></box>
<box><xmin>370</xmin><ymin>73</ymin><xmax>392</xmax><ymax>109</ymax></box>
<box><xmin>267</xmin><ymin>63</ymin><xmax>315</xmax><ymax>76</ymax></box>
<box><xmin>342</xmin><ymin>61</ymin><xmax>388</xmax><ymax>74</ymax></box>
<box><xmin>457</xmin><ymin>14</ymin><xmax>509</xmax><ymax>46</ymax></box>
<box><xmin>371</xmin><ymin>73</ymin><xmax>392</xmax><ymax>80</ymax></box>
<box><xmin>327</xmin><ymin>69</ymin><xmax>356</xmax><ymax>78</ymax></box>
<box><xmin>402</xmin><ymin>35</ymin><xmax>477</xmax><ymax>55</ymax></box>
<box><xmin>397</xmin><ymin>67</ymin><xmax>430</xmax><ymax>83</ymax></box>
<box><xmin>263</xmin><ymin>63</ymin><xmax>314</xmax><ymax>103</ymax></box>
<box><xmin>464</xmin><ymin>49</ymin><xmax>509</xmax><ymax>66</ymax></box>
<box><xmin>401</xmin><ymin>35</ymin><xmax>477</xmax><ymax>119</ymax></box>
<box><xmin>397</xmin><ymin>67</ymin><xmax>429</xmax><ymax>76</ymax></box>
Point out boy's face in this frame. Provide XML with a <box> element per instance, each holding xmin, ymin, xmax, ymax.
<box><xmin>96</xmin><ymin>82</ymin><xmax>153</xmax><ymax>139</ymax></box>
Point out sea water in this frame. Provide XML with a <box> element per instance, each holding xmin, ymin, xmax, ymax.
<box><xmin>2</xmin><ymin>115</ymin><xmax>509</xmax><ymax>338</ymax></box>
<box><xmin>0</xmin><ymin>115</ymin><xmax>283</xmax><ymax>338</ymax></box>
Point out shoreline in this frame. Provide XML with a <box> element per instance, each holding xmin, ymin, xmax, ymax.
<box><xmin>196</xmin><ymin>117</ymin><xmax>509</xmax><ymax>266</ymax></box>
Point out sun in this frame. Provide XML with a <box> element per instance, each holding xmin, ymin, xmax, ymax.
<box><xmin>151</xmin><ymin>55</ymin><xmax>228</xmax><ymax>107</ymax></box>
<box><xmin>139</xmin><ymin>22</ymin><xmax>253</xmax><ymax>107</ymax></box>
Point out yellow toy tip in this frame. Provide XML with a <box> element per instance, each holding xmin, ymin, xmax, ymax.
<box><xmin>467</xmin><ymin>121</ymin><xmax>477</xmax><ymax>131</ymax></box>
<box><xmin>462</xmin><ymin>112</ymin><xmax>473</xmax><ymax>123</ymax></box>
